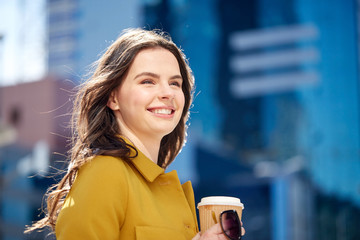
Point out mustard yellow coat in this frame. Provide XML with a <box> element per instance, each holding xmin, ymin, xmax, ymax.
<box><xmin>55</xmin><ymin>147</ymin><xmax>199</xmax><ymax>240</ymax></box>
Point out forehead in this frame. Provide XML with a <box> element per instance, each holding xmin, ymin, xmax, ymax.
<box><xmin>130</xmin><ymin>48</ymin><xmax>179</xmax><ymax>70</ymax></box>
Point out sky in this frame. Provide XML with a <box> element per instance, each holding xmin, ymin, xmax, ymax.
<box><xmin>0</xmin><ymin>0</ymin><xmax>46</xmax><ymax>86</ymax></box>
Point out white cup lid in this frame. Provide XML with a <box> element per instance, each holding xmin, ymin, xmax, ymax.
<box><xmin>197</xmin><ymin>196</ymin><xmax>244</xmax><ymax>209</ymax></box>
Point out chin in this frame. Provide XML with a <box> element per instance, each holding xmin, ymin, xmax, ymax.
<box><xmin>155</xmin><ymin>128</ymin><xmax>176</xmax><ymax>138</ymax></box>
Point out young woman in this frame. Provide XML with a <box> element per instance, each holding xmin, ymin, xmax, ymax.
<box><xmin>26</xmin><ymin>28</ymin><xmax>244</xmax><ymax>239</ymax></box>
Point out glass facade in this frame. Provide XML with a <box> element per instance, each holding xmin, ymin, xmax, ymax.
<box><xmin>144</xmin><ymin>0</ymin><xmax>360</xmax><ymax>239</ymax></box>
<box><xmin>1</xmin><ymin>0</ymin><xmax>360</xmax><ymax>239</ymax></box>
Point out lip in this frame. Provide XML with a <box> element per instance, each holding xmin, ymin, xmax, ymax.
<box><xmin>147</xmin><ymin>106</ymin><xmax>176</xmax><ymax>118</ymax></box>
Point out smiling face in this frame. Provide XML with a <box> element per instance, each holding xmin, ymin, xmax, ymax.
<box><xmin>107</xmin><ymin>47</ymin><xmax>185</xmax><ymax>143</ymax></box>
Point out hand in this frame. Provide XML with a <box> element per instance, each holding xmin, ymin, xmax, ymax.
<box><xmin>192</xmin><ymin>224</ymin><xmax>226</xmax><ymax>240</ymax></box>
<box><xmin>192</xmin><ymin>222</ymin><xmax>245</xmax><ymax>240</ymax></box>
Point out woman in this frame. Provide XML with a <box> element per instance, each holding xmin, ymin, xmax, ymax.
<box><xmin>26</xmin><ymin>28</ymin><xmax>243</xmax><ymax>239</ymax></box>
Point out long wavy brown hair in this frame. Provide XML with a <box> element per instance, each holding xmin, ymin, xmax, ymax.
<box><xmin>25</xmin><ymin>28</ymin><xmax>194</xmax><ymax>233</ymax></box>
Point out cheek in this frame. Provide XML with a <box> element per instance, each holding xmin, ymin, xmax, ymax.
<box><xmin>179</xmin><ymin>93</ymin><xmax>185</xmax><ymax>109</ymax></box>
<box><xmin>120</xmin><ymin>88</ymin><xmax>150</xmax><ymax>108</ymax></box>
<box><xmin>132</xmin><ymin>90</ymin><xmax>153</xmax><ymax>107</ymax></box>
<box><xmin>176</xmin><ymin>93</ymin><xmax>186</xmax><ymax>116</ymax></box>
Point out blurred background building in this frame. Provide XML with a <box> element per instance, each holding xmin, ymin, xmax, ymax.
<box><xmin>0</xmin><ymin>0</ymin><xmax>359</xmax><ymax>239</ymax></box>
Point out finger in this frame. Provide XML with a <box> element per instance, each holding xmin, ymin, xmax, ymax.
<box><xmin>240</xmin><ymin>221</ymin><xmax>245</xmax><ymax>236</ymax></box>
<box><xmin>206</xmin><ymin>223</ymin><xmax>223</xmax><ymax>235</ymax></box>
<box><xmin>200</xmin><ymin>223</ymin><xmax>223</xmax><ymax>237</ymax></box>
<box><xmin>192</xmin><ymin>233</ymin><xmax>201</xmax><ymax>240</ymax></box>
<box><xmin>201</xmin><ymin>223</ymin><xmax>228</xmax><ymax>240</ymax></box>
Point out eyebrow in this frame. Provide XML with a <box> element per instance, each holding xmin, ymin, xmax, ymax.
<box><xmin>134</xmin><ymin>72</ymin><xmax>183</xmax><ymax>80</ymax></box>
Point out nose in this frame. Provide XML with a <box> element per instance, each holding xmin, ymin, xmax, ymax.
<box><xmin>158</xmin><ymin>83</ymin><xmax>175</xmax><ymax>100</ymax></box>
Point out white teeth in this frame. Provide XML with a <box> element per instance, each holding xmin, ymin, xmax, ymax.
<box><xmin>153</xmin><ymin>109</ymin><xmax>172</xmax><ymax>115</ymax></box>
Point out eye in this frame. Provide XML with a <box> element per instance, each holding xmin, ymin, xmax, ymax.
<box><xmin>170</xmin><ymin>80</ymin><xmax>182</xmax><ymax>87</ymax></box>
<box><xmin>141</xmin><ymin>79</ymin><xmax>155</xmax><ymax>85</ymax></box>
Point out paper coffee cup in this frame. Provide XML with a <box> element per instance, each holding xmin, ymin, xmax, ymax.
<box><xmin>197</xmin><ymin>196</ymin><xmax>244</xmax><ymax>233</ymax></box>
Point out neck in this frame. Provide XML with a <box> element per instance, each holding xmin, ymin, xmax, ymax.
<box><xmin>122</xmin><ymin>132</ymin><xmax>161</xmax><ymax>164</ymax></box>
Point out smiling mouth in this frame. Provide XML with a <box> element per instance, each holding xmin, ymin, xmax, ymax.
<box><xmin>149</xmin><ymin>108</ymin><xmax>174</xmax><ymax>115</ymax></box>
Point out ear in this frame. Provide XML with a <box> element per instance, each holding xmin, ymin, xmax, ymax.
<box><xmin>107</xmin><ymin>90</ymin><xmax>120</xmax><ymax>110</ymax></box>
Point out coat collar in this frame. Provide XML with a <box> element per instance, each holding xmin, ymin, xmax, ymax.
<box><xmin>123</xmin><ymin>137</ymin><xmax>165</xmax><ymax>182</ymax></box>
